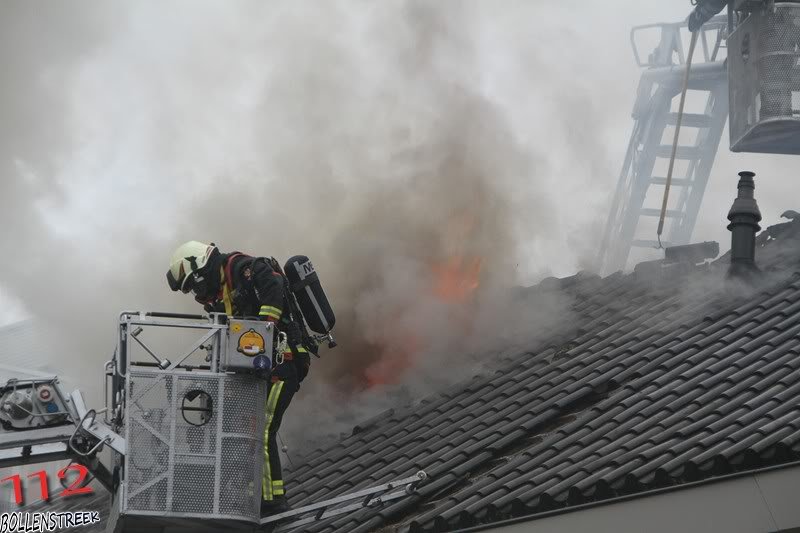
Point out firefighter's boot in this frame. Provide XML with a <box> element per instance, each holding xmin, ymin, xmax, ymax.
<box><xmin>260</xmin><ymin>496</ymin><xmax>290</xmax><ymax>517</ymax></box>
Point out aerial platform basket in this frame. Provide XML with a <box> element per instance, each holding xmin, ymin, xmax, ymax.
<box><xmin>117</xmin><ymin>370</ymin><xmax>267</xmax><ymax>530</ymax></box>
<box><xmin>729</xmin><ymin>2</ymin><xmax>800</xmax><ymax>154</ymax></box>
<box><xmin>108</xmin><ymin>312</ymin><xmax>272</xmax><ymax>533</ymax></box>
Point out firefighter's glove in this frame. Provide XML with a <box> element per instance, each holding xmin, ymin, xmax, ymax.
<box><xmin>196</xmin><ymin>296</ymin><xmax>216</xmax><ymax>313</ymax></box>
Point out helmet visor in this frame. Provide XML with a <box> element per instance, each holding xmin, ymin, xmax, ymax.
<box><xmin>166</xmin><ymin>269</ymin><xmax>184</xmax><ymax>292</ymax></box>
<box><xmin>166</xmin><ymin>265</ymin><xmax>197</xmax><ymax>294</ymax></box>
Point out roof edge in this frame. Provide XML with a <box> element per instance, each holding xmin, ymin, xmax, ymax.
<box><xmin>449</xmin><ymin>458</ymin><xmax>800</xmax><ymax>533</ymax></box>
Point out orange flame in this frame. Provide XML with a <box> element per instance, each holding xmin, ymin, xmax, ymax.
<box><xmin>362</xmin><ymin>213</ymin><xmax>484</xmax><ymax>389</ymax></box>
<box><xmin>432</xmin><ymin>256</ymin><xmax>483</xmax><ymax>302</ymax></box>
<box><xmin>363</xmin><ymin>256</ymin><xmax>483</xmax><ymax>388</ymax></box>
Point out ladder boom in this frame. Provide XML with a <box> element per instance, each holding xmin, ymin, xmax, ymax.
<box><xmin>598</xmin><ymin>16</ymin><xmax>729</xmax><ymax>274</ymax></box>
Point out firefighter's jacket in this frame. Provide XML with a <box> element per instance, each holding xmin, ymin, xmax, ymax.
<box><xmin>208</xmin><ymin>252</ymin><xmax>310</xmax><ymax>384</ymax></box>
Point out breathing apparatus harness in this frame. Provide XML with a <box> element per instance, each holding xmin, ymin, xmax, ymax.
<box><xmin>265</xmin><ymin>257</ymin><xmax>321</xmax><ymax>358</ymax></box>
<box><xmin>217</xmin><ymin>253</ymin><xmax>320</xmax><ymax>362</ymax></box>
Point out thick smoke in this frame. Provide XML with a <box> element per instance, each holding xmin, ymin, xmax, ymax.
<box><xmin>0</xmin><ymin>2</ymin><xmax>662</xmax><ymax>448</ymax></box>
<box><xmin>0</xmin><ymin>2</ymin><xmax>119</xmax><ymax>385</ymax></box>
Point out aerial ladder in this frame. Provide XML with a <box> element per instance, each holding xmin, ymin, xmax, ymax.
<box><xmin>599</xmin><ymin>0</ymin><xmax>800</xmax><ymax>274</ymax></box>
<box><xmin>597</xmin><ymin>15</ymin><xmax>729</xmax><ymax>274</ymax></box>
<box><xmin>0</xmin><ymin>312</ymin><xmax>426</xmax><ymax>532</ymax></box>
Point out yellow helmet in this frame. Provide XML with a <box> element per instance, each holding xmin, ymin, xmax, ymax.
<box><xmin>166</xmin><ymin>241</ymin><xmax>218</xmax><ymax>293</ymax></box>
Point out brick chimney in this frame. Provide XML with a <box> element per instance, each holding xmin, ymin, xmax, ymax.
<box><xmin>727</xmin><ymin>171</ymin><xmax>762</xmax><ymax>277</ymax></box>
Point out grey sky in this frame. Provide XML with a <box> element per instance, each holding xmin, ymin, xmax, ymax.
<box><xmin>1</xmin><ymin>2</ymin><xmax>798</xmax><ymax>436</ymax></box>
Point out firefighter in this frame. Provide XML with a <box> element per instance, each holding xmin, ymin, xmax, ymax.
<box><xmin>166</xmin><ymin>241</ymin><xmax>311</xmax><ymax>515</ymax></box>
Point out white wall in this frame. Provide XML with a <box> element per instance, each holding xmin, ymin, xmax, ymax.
<box><xmin>475</xmin><ymin>465</ymin><xmax>800</xmax><ymax>533</ymax></box>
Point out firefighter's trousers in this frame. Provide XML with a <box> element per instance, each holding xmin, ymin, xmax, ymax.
<box><xmin>263</xmin><ymin>362</ymin><xmax>297</xmax><ymax>501</ymax></box>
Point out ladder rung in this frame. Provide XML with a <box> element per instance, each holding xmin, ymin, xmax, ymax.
<box><xmin>656</xmin><ymin>145</ymin><xmax>701</xmax><ymax>159</ymax></box>
<box><xmin>631</xmin><ymin>239</ymin><xmax>670</xmax><ymax>248</ymax></box>
<box><xmin>650</xmin><ymin>177</ymin><xmax>691</xmax><ymax>186</ymax></box>
<box><xmin>666</xmin><ymin>113</ymin><xmax>713</xmax><ymax>128</ymax></box>
<box><xmin>261</xmin><ymin>471</ymin><xmax>427</xmax><ymax>526</ymax></box>
<box><xmin>641</xmin><ymin>208</ymin><xmax>684</xmax><ymax>218</ymax></box>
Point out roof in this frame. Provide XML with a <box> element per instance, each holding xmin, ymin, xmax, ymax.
<box><xmin>284</xmin><ymin>217</ymin><xmax>800</xmax><ymax>532</ymax></box>
<box><xmin>12</xmin><ymin>218</ymin><xmax>800</xmax><ymax>532</ymax></box>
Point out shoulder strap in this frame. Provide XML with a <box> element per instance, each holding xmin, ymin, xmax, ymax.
<box><xmin>223</xmin><ymin>253</ymin><xmax>245</xmax><ymax>289</ymax></box>
<box><xmin>221</xmin><ymin>253</ymin><xmax>246</xmax><ymax>316</ymax></box>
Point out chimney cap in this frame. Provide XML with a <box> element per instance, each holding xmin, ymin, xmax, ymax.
<box><xmin>727</xmin><ymin>170</ymin><xmax>762</xmax><ymax>228</ymax></box>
